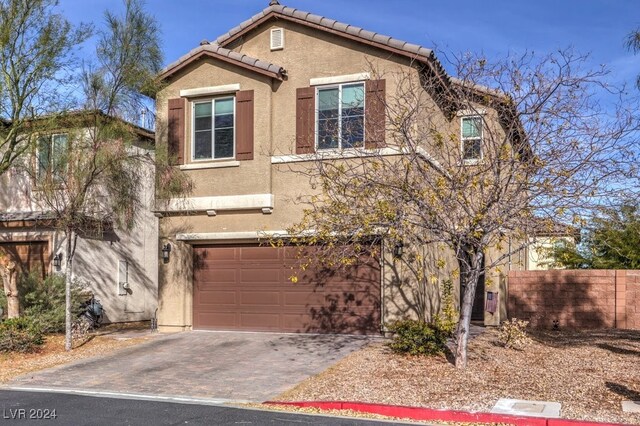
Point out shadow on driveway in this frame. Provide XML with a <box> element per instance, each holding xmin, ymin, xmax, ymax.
<box><xmin>7</xmin><ymin>331</ymin><xmax>376</xmax><ymax>402</ymax></box>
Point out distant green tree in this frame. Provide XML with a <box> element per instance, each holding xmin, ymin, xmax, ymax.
<box><xmin>551</xmin><ymin>202</ymin><xmax>640</xmax><ymax>269</ymax></box>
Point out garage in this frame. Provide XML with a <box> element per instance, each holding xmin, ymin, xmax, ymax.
<box><xmin>0</xmin><ymin>241</ymin><xmax>49</xmax><ymax>278</ymax></box>
<box><xmin>192</xmin><ymin>244</ymin><xmax>381</xmax><ymax>334</ymax></box>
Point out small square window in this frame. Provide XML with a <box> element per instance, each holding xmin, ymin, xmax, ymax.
<box><xmin>461</xmin><ymin>116</ymin><xmax>482</xmax><ymax>162</ymax></box>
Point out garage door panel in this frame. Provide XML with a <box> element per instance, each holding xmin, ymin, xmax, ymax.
<box><xmin>0</xmin><ymin>241</ymin><xmax>48</xmax><ymax>278</ymax></box>
<box><xmin>197</xmin><ymin>290</ymin><xmax>236</xmax><ymax>305</ymax></box>
<box><xmin>240</xmin><ymin>291</ymin><xmax>280</xmax><ymax>305</ymax></box>
<box><xmin>283</xmin><ymin>291</ymin><xmax>325</xmax><ymax>306</ymax></box>
<box><xmin>240</xmin><ymin>268</ymin><xmax>280</xmax><ymax>283</ymax></box>
<box><xmin>194</xmin><ymin>268</ymin><xmax>237</xmax><ymax>284</ymax></box>
<box><xmin>240</xmin><ymin>246</ymin><xmax>281</xmax><ymax>261</ymax></box>
<box><xmin>197</xmin><ymin>312</ymin><xmax>237</xmax><ymax>328</ymax></box>
<box><xmin>240</xmin><ymin>313</ymin><xmax>280</xmax><ymax>328</ymax></box>
<box><xmin>193</xmin><ymin>244</ymin><xmax>381</xmax><ymax>334</ymax></box>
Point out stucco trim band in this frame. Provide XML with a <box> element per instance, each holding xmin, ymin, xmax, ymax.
<box><xmin>179</xmin><ymin>84</ymin><xmax>241</xmax><ymax>98</ymax></box>
<box><xmin>271</xmin><ymin>147</ymin><xmax>402</xmax><ymax>164</ymax></box>
<box><xmin>310</xmin><ymin>73</ymin><xmax>370</xmax><ymax>86</ymax></box>
<box><xmin>176</xmin><ymin>230</ymin><xmax>289</xmax><ymax>242</ymax></box>
<box><xmin>156</xmin><ymin>194</ymin><xmax>274</xmax><ymax>213</ymax></box>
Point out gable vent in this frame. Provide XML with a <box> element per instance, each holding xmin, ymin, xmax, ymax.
<box><xmin>270</xmin><ymin>28</ymin><xmax>284</xmax><ymax>51</ymax></box>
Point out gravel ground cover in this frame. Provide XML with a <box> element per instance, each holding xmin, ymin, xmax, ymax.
<box><xmin>275</xmin><ymin>328</ymin><xmax>640</xmax><ymax>425</ymax></box>
<box><xmin>0</xmin><ymin>324</ymin><xmax>152</xmax><ymax>383</ymax></box>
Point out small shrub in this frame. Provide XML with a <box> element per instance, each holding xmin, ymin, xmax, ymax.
<box><xmin>0</xmin><ymin>317</ymin><xmax>44</xmax><ymax>353</ymax></box>
<box><xmin>498</xmin><ymin>318</ymin><xmax>532</xmax><ymax>349</ymax></box>
<box><xmin>386</xmin><ymin>319</ymin><xmax>449</xmax><ymax>356</ymax></box>
<box><xmin>20</xmin><ymin>273</ymin><xmax>90</xmax><ymax>334</ymax></box>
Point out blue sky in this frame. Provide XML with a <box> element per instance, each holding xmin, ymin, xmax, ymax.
<box><xmin>58</xmin><ymin>0</ymin><xmax>639</xmax><ymax>91</ymax></box>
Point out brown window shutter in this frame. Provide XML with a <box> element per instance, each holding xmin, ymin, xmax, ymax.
<box><xmin>235</xmin><ymin>90</ymin><xmax>254</xmax><ymax>161</ymax></box>
<box><xmin>365</xmin><ymin>79</ymin><xmax>386</xmax><ymax>149</ymax></box>
<box><xmin>296</xmin><ymin>87</ymin><xmax>316</xmax><ymax>154</ymax></box>
<box><xmin>167</xmin><ymin>98</ymin><xmax>185</xmax><ymax>165</ymax></box>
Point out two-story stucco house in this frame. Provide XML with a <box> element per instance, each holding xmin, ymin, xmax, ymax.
<box><xmin>0</xmin><ymin>111</ymin><xmax>158</xmax><ymax>323</ymax></box>
<box><xmin>155</xmin><ymin>1</ymin><xmax>517</xmax><ymax>334</ymax></box>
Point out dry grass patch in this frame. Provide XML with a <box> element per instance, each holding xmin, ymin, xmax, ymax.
<box><xmin>0</xmin><ymin>324</ymin><xmax>153</xmax><ymax>383</ymax></box>
<box><xmin>276</xmin><ymin>328</ymin><xmax>640</xmax><ymax>425</ymax></box>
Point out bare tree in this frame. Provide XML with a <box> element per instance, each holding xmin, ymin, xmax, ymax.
<box><xmin>282</xmin><ymin>49</ymin><xmax>640</xmax><ymax>368</ymax></box>
<box><xmin>0</xmin><ymin>0</ymin><xmax>90</xmax><ymax>175</ymax></box>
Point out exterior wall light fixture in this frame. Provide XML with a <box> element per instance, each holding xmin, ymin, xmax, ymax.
<box><xmin>162</xmin><ymin>243</ymin><xmax>172</xmax><ymax>264</ymax></box>
<box><xmin>53</xmin><ymin>253</ymin><xmax>62</xmax><ymax>271</ymax></box>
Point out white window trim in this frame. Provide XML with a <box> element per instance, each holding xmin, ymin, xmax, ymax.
<box><xmin>460</xmin><ymin>115</ymin><xmax>483</xmax><ymax>164</ymax></box>
<box><xmin>191</xmin><ymin>96</ymin><xmax>236</xmax><ymax>162</ymax></box>
<box><xmin>180</xmin><ymin>84</ymin><xmax>240</xmax><ymax>98</ymax></box>
<box><xmin>179</xmin><ymin>160</ymin><xmax>240</xmax><ymax>171</ymax></box>
<box><xmin>270</xmin><ymin>28</ymin><xmax>284</xmax><ymax>51</ymax></box>
<box><xmin>315</xmin><ymin>82</ymin><xmax>366</xmax><ymax>152</ymax></box>
<box><xmin>310</xmin><ymin>73</ymin><xmax>370</xmax><ymax>87</ymax></box>
<box><xmin>456</xmin><ymin>108</ymin><xmax>487</xmax><ymax>117</ymax></box>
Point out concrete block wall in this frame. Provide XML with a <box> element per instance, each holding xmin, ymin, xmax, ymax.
<box><xmin>507</xmin><ymin>269</ymin><xmax>639</xmax><ymax>330</ymax></box>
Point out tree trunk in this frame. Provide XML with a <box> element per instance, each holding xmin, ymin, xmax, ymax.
<box><xmin>1</xmin><ymin>262</ymin><xmax>19</xmax><ymax>318</ymax></box>
<box><xmin>64</xmin><ymin>229</ymin><xmax>76</xmax><ymax>351</ymax></box>
<box><xmin>454</xmin><ymin>246</ymin><xmax>483</xmax><ymax>369</ymax></box>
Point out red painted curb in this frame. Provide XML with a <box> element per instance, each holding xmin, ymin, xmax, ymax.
<box><xmin>264</xmin><ymin>401</ymin><xmax>627</xmax><ymax>426</ymax></box>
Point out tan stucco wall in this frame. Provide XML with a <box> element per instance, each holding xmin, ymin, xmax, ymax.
<box><xmin>156</xmin><ymin>18</ymin><xmax>514</xmax><ymax>331</ymax></box>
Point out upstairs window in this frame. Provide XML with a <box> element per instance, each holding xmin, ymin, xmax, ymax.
<box><xmin>316</xmin><ymin>83</ymin><xmax>365</xmax><ymax>150</ymax></box>
<box><xmin>37</xmin><ymin>133</ymin><xmax>68</xmax><ymax>180</ymax></box>
<box><xmin>461</xmin><ymin>116</ymin><xmax>482</xmax><ymax>162</ymax></box>
<box><xmin>193</xmin><ymin>97</ymin><xmax>235</xmax><ymax>161</ymax></box>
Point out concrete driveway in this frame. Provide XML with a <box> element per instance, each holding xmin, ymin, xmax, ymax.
<box><xmin>7</xmin><ymin>331</ymin><xmax>373</xmax><ymax>402</ymax></box>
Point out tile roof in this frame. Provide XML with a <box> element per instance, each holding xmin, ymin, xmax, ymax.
<box><xmin>160</xmin><ymin>42</ymin><xmax>286</xmax><ymax>80</ymax></box>
<box><xmin>215</xmin><ymin>4</ymin><xmax>435</xmax><ymax>63</ymax></box>
<box><xmin>0</xmin><ymin>212</ymin><xmax>56</xmax><ymax>223</ymax></box>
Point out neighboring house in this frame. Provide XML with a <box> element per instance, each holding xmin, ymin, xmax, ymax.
<box><xmin>154</xmin><ymin>1</ymin><xmax>518</xmax><ymax>333</ymax></box>
<box><xmin>0</xmin><ymin>111</ymin><xmax>158</xmax><ymax>323</ymax></box>
<box><xmin>526</xmin><ymin>228</ymin><xmax>579</xmax><ymax>270</ymax></box>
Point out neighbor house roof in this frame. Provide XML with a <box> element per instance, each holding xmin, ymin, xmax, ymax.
<box><xmin>20</xmin><ymin>109</ymin><xmax>155</xmax><ymax>147</ymax></box>
<box><xmin>159</xmin><ymin>42</ymin><xmax>287</xmax><ymax>81</ymax></box>
<box><xmin>0</xmin><ymin>211</ymin><xmax>57</xmax><ymax>229</ymax></box>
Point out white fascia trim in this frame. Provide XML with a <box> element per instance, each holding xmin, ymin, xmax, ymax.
<box><xmin>310</xmin><ymin>73</ymin><xmax>370</xmax><ymax>86</ymax></box>
<box><xmin>179</xmin><ymin>161</ymin><xmax>240</xmax><ymax>171</ymax></box>
<box><xmin>271</xmin><ymin>146</ymin><xmax>449</xmax><ymax>178</ymax></box>
<box><xmin>176</xmin><ymin>230</ymin><xmax>289</xmax><ymax>242</ymax></box>
<box><xmin>456</xmin><ymin>108</ymin><xmax>487</xmax><ymax>116</ymax></box>
<box><xmin>179</xmin><ymin>84</ymin><xmax>240</xmax><ymax>98</ymax></box>
<box><xmin>156</xmin><ymin>193</ymin><xmax>273</xmax><ymax>213</ymax></box>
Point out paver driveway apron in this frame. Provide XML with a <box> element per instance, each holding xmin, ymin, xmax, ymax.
<box><xmin>7</xmin><ymin>331</ymin><xmax>373</xmax><ymax>402</ymax></box>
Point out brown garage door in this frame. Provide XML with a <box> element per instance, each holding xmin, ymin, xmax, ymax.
<box><xmin>193</xmin><ymin>244</ymin><xmax>381</xmax><ymax>334</ymax></box>
<box><xmin>0</xmin><ymin>241</ymin><xmax>48</xmax><ymax>278</ymax></box>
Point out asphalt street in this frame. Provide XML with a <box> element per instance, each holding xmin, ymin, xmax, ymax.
<box><xmin>0</xmin><ymin>390</ymin><xmax>411</xmax><ymax>426</ymax></box>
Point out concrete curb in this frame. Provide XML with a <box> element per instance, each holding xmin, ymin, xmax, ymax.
<box><xmin>264</xmin><ymin>401</ymin><xmax>627</xmax><ymax>426</ymax></box>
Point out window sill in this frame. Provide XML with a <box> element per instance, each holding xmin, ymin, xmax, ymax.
<box><xmin>462</xmin><ymin>159</ymin><xmax>483</xmax><ymax>166</ymax></box>
<box><xmin>271</xmin><ymin>147</ymin><xmax>400</xmax><ymax>164</ymax></box>
<box><xmin>179</xmin><ymin>160</ymin><xmax>240</xmax><ymax>171</ymax></box>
